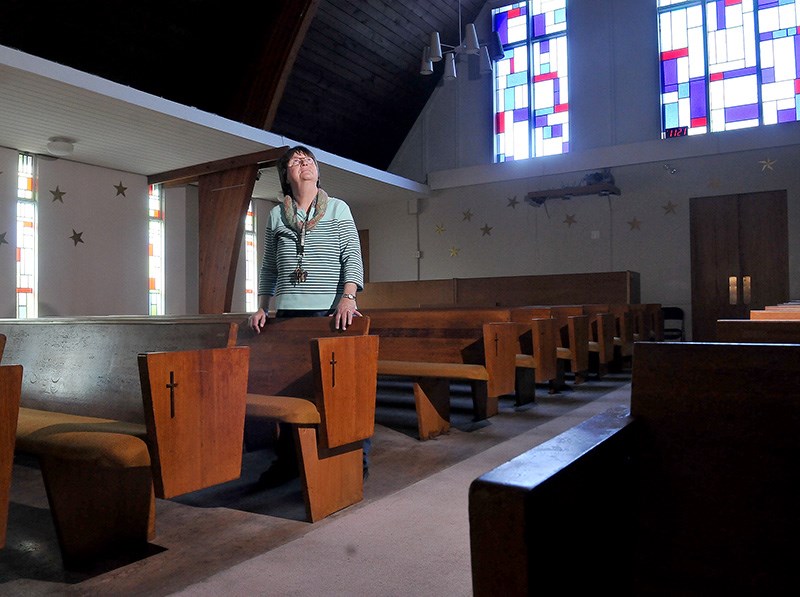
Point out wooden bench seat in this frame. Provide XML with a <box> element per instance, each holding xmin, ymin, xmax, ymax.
<box><xmin>365</xmin><ymin>308</ymin><xmax>521</xmax><ymax>440</ymax></box>
<box><xmin>235</xmin><ymin>316</ymin><xmax>377</xmax><ymax>522</ymax></box>
<box><xmin>0</xmin><ymin>317</ymin><xmax>249</xmax><ymax>565</ymax></box>
<box><xmin>1</xmin><ymin>363</ymin><xmax>22</xmax><ymax>550</ymax></box>
<box><xmin>469</xmin><ymin>341</ymin><xmax>800</xmax><ymax>595</ymax></box>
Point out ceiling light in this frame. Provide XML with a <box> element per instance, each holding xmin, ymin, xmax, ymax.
<box><xmin>47</xmin><ymin>137</ymin><xmax>75</xmax><ymax>157</ymax></box>
<box><xmin>420</xmin><ymin>1</ymin><xmax>497</xmax><ymax>81</ymax></box>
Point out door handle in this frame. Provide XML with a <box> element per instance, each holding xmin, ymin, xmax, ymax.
<box><xmin>743</xmin><ymin>275</ymin><xmax>751</xmax><ymax>305</ymax></box>
<box><xmin>729</xmin><ymin>276</ymin><xmax>738</xmax><ymax>305</ymax></box>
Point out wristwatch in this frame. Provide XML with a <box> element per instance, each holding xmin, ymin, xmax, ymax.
<box><xmin>342</xmin><ymin>293</ymin><xmax>357</xmax><ymax>301</ymax></box>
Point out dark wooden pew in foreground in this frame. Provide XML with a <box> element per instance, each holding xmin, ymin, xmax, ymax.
<box><xmin>469</xmin><ymin>342</ymin><xmax>800</xmax><ymax>595</ymax></box>
<box><xmin>0</xmin><ymin>317</ymin><xmax>249</xmax><ymax>565</ymax></box>
<box><xmin>1</xmin><ymin>363</ymin><xmax>22</xmax><ymax>549</ymax></box>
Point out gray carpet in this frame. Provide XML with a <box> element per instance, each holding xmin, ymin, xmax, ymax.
<box><xmin>1</xmin><ymin>375</ymin><xmax>631</xmax><ymax>596</ymax></box>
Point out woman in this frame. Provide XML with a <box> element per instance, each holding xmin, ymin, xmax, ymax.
<box><xmin>249</xmin><ymin>145</ymin><xmax>363</xmax><ymax>330</ymax></box>
<box><xmin>248</xmin><ymin>145</ymin><xmax>367</xmax><ymax>487</ymax></box>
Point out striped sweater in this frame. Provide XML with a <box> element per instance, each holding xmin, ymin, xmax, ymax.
<box><xmin>258</xmin><ymin>195</ymin><xmax>364</xmax><ymax>311</ymax></box>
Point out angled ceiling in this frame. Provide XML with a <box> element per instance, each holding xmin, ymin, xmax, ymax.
<box><xmin>0</xmin><ymin>0</ymin><xmax>488</xmax><ymax>172</ymax></box>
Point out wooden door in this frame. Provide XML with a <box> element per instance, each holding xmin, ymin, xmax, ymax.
<box><xmin>690</xmin><ymin>190</ymin><xmax>789</xmax><ymax>340</ymax></box>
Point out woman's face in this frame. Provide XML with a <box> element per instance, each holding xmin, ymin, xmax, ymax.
<box><xmin>286</xmin><ymin>151</ymin><xmax>318</xmax><ymax>189</ymax></box>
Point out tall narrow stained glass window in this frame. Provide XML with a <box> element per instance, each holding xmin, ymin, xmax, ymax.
<box><xmin>244</xmin><ymin>201</ymin><xmax>258</xmax><ymax>312</ymax></box>
<box><xmin>658</xmin><ymin>0</ymin><xmax>800</xmax><ymax>138</ymax></box>
<box><xmin>16</xmin><ymin>153</ymin><xmax>37</xmax><ymax>319</ymax></box>
<box><xmin>493</xmin><ymin>0</ymin><xmax>569</xmax><ymax>161</ymax></box>
<box><xmin>148</xmin><ymin>184</ymin><xmax>165</xmax><ymax>315</ymax></box>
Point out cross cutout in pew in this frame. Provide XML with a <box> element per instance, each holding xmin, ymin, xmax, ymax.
<box><xmin>166</xmin><ymin>371</ymin><xmax>178</xmax><ymax>418</ymax></box>
<box><xmin>493</xmin><ymin>333</ymin><xmax>499</xmax><ymax>356</ymax></box>
<box><xmin>329</xmin><ymin>352</ymin><xmax>337</xmax><ymax>387</ymax></box>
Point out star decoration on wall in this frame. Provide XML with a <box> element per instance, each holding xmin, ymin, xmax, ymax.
<box><xmin>70</xmin><ymin>229</ymin><xmax>84</xmax><ymax>246</ymax></box>
<box><xmin>507</xmin><ymin>196</ymin><xmax>519</xmax><ymax>208</ymax></box>
<box><xmin>480</xmin><ymin>224</ymin><xmax>493</xmax><ymax>236</ymax></box>
<box><xmin>462</xmin><ymin>210</ymin><xmax>473</xmax><ymax>221</ymax></box>
<box><xmin>435</xmin><ymin>224</ymin><xmax>446</xmax><ymax>234</ymax></box>
<box><xmin>0</xmin><ymin>231</ymin><xmax>8</xmax><ymax>246</ymax></box>
<box><xmin>449</xmin><ymin>246</ymin><xmax>460</xmax><ymax>257</ymax></box>
<box><xmin>662</xmin><ymin>200</ymin><xmax>678</xmax><ymax>214</ymax></box>
<box><xmin>563</xmin><ymin>214</ymin><xmax>577</xmax><ymax>227</ymax></box>
<box><xmin>759</xmin><ymin>158</ymin><xmax>776</xmax><ymax>172</ymax></box>
<box><xmin>50</xmin><ymin>186</ymin><xmax>66</xmax><ymax>203</ymax></box>
<box><xmin>628</xmin><ymin>218</ymin><xmax>642</xmax><ymax>231</ymax></box>
<box><xmin>114</xmin><ymin>181</ymin><xmax>127</xmax><ymax>196</ymax></box>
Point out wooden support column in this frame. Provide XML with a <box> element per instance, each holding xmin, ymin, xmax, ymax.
<box><xmin>197</xmin><ymin>164</ymin><xmax>257</xmax><ymax>314</ymax></box>
<box><xmin>149</xmin><ymin>146</ymin><xmax>288</xmax><ymax>314</ymax></box>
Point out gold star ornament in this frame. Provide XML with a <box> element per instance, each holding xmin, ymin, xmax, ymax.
<box><xmin>563</xmin><ymin>214</ymin><xmax>577</xmax><ymax>227</ymax></box>
<box><xmin>435</xmin><ymin>224</ymin><xmax>446</xmax><ymax>234</ymax></box>
<box><xmin>114</xmin><ymin>181</ymin><xmax>127</xmax><ymax>196</ymax></box>
<box><xmin>0</xmin><ymin>231</ymin><xmax>8</xmax><ymax>246</ymax></box>
<box><xmin>480</xmin><ymin>224</ymin><xmax>493</xmax><ymax>236</ymax></box>
<box><xmin>662</xmin><ymin>200</ymin><xmax>678</xmax><ymax>214</ymax></box>
<box><xmin>70</xmin><ymin>229</ymin><xmax>84</xmax><ymax>246</ymax></box>
<box><xmin>759</xmin><ymin>158</ymin><xmax>776</xmax><ymax>172</ymax></box>
<box><xmin>628</xmin><ymin>218</ymin><xmax>642</xmax><ymax>231</ymax></box>
<box><xmin>507</xmin><ymin>196</ymin><xmax>519</xmax><ymax>208</ymax></box>
<box><xmin>449</xmin><ymin>246</ymin><xmax>460</xmax><ymax>257</ymax></box>
<box><xmin>462</xmin><ymin>210</ymin><xmax>473</xmax><ymax>221</ymax></box>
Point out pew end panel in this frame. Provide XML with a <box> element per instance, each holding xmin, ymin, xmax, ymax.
<box><xmin>239</xmin><ymin>317</ymin><xmax>373</xmax><ymax>521</ymax></box>
<box><xmin>1</xmin><ymin>364</ymin><xmax>22</xmax><ymax>549</ymax></box>
<box><xmin>138</xmin><ymin>346</ymin><xmax>250</xmax><ymax>499</ymax></box>
<box><xmin>513</xmin><ymin>318</ymin><xmax>559</xmax><ymax>403</ymax></box>
<box><xmin>311</xmin><ymin>335</ymin><xmax>378</xmax><ymax>450</ymax></box>
<box><xmin>469</xmin><ymin>405</ymin><xmax>635</xmax><ymax>596</ymax></box>
<box><xmin>299</xmin><ymin>334</ymin><xmax>379</xmax><ymax>521</ymax></box>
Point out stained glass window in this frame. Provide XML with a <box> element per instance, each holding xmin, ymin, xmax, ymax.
<box><xmin>493</xmin><ymin>0</ymin><xmax>569</xmax><ymax>162</ymax></box>
<box><xmin>148</xmin><ymin>184</ymin><xmax>165</xmax><ymax>315</ymax></box>
<box><xmin>658</xmin><ymin>0</ymin><xmax>800</xmax><ymax>137</ymax></box>
<box><xmin>244</xmin><ymin>201</ymin><xmax>258</xmax><ymax>312</ymax></box>
<box><xmin>16</xmin><ymin>153</ymin><xmax>37</xmax><ymax>319</ymax></box>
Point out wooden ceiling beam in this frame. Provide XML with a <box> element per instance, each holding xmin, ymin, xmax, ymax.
<box><xmin>225</xmin><ymin>0</ymin><xmax>321</xmax><ymax>130</ymax></box>
<box><xmin>147</xmin><ymin>146</ymin><xmax>289</xmax><ymax>187</ymax></box>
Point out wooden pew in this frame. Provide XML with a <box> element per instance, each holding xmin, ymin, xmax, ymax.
<box><xmin>716</xmin><ymin>318</ymin><xmax>800</xmax><ymax>342</ymax></box>
<box><xmin>1</xmin><ymin>364</ymin><xmax>22</xmax><ymax>549</ymax></box>
<box><xmin>469</xmin><ymin>342</ymin><xmax>800</xmax><ymax>595</ymax></box>
<box><xmin>510</xmin><ymin>317</ymin><xmax>559</xmax><ymax>403</ymax></box>
<box><xmin>364</xmin><ymin>308</ymin><xmax>521</xmax><ymax>440</ymax></box>
<box><xmin>749</xmin><ymin>309</ymin><xmax>800</xmax><ymax>319</ymax></box>
<box><xmin>0</xmin><ymin>317</ymin><xmax>248</xmax><ymax>565</ymax></box>
<box><xmin>583</xmin><ymin>303</ymin><xmax>635</xmax><ymax>368</ymax></box>
<box><xmin>510</xmin><ymin>306</ymin><xmax>590</xmax><ymax>385</ymax></box>
<box><xmin>236</xmin><ymin>316</ymin><xmax>377</xmax><ymax>521</ymax></box>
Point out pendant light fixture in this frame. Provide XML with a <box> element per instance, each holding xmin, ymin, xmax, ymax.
<box><xmin>420</xmin><ymin>1</ymin><xmax>504</xmax><ymax>80</ymax></box>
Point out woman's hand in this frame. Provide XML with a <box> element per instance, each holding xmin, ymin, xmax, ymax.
<box><xmin>249</xmin><ymin>308</ymin><xmax>268</xmax><ymax>334</ymax></box>
<box><xmin>334</xmin><ymin>296</ymin><xmax>361</xmax><ymax>330</ymax></box>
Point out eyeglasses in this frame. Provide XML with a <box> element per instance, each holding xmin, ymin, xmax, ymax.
<box><xmin>287</xmin><ymin>156</ymin><xmax>315</xmax><ymax>168</ymax></box>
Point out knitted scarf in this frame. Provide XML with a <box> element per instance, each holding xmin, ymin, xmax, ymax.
<box><xmin>282</xmin><ymin>188</ymin><xmax>329</xmax><ymax>233</ymax></box>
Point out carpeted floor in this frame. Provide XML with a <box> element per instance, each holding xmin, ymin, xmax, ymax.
<box><xmin>1</xmin><ymin>374</ymin><xmax>631</xmax><ymax>596</ymax></box>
